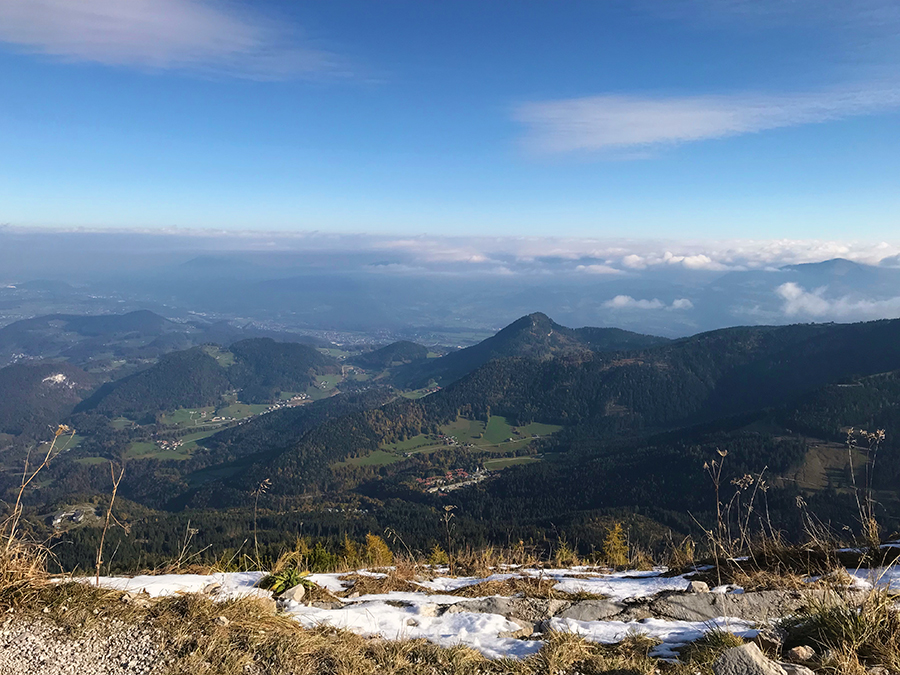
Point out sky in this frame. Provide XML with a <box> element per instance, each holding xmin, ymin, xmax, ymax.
<box><xmin>1</xmin><ymin>0</ymin><xmax>900</xmax><ymax>241</ymax></box>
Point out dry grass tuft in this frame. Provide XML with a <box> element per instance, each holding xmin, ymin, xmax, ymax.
<box><xmin>336</xmin><ymin>571</ymin><xmax>423</xmax><ymax>597</ymax></box>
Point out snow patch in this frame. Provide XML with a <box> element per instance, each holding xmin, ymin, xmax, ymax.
<box><xmin>42</xmin><ymin>373</ymin><xmax>69</xmax><ymax>386</ymax></box>
<box><xmin>549</xmin><ymin>616</ymin><xmax>758</xmax><ymax>660</ymax></box>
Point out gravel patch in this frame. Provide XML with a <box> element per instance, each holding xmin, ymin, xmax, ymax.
<box><xmin>0</xmin><ymin>614</ymin><xmax>167</xmax><ymax>675</ymax></box>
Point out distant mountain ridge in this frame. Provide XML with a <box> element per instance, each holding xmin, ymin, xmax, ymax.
<box><xmin>0</xmin><ymin>310</ymin><xmax>324</xmax><ymax>368</ymax></box>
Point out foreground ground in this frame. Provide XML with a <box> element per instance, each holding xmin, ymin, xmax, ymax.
<box><xmin>2</xmin><ymin>553</ymin><xmax>899</xmax><ymax>674</ymax></box>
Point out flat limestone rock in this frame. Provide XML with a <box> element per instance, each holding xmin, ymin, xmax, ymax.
<box><xmin>651</xmin><ymin>589</ymin><xmax>865</xmax><ymax>623</ymax></box>
<box><xmin>444</xmin><ymin>597</ymin><xmax>571</xmax><ymax>623</ymax></box>
<box><xmin>279</xmin><ymin>583</ymin><xmax>306</xmax><ymax>603</ymax></box>
<box><xmin>557</xmin><ymin>599</ymin><xmax>624</xmax><ymax>622</ymax></box>
<box><xmin>713</xmin><ymin>643</ymin><xmax>787</xmax><ymax>675</ymax></box>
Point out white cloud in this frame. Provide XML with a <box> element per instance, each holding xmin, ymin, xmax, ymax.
<box><xmin>621</xmin><ymin>254</ymin><xmax>647</xmax><ymax>269</ymax></box>
<box><xmin>604</xmin><ymin>295</ymin><xmax>664</xmax><ymax>309</ymax></box>
<box><xmin>776</xmin><ymin>282</ymin><xmax>900</xmax><ymax>320</ymax></box>
<box><xmin>604</xmin><ymin>295</ymin><xmax>694</xmax><ymax>310</ymax></box>
<box><xmin>575</xmin><ymin>264</ymin><xmax>624</xmax><ymax>275</ymax></box>
<box><xmin>0</xmin><ymin>0</ymin><xmax>344</xmax><ymax>79</ymax></box>
<box><xmin>516</xmin><ymin>86</ymin><xmax>900</xmax><ymax>154</ymax></box>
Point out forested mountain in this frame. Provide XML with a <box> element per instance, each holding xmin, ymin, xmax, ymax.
<box><xmin>228</xmin><ymin>338</ymin><xmax>339</xmax><ymax>403</ymax></box>
<box><xmin>350</xmin><ymin>341</ymin><xmax>428</xmax><ymax>369</ymax></box>
<box><xmin>0</xmin><ymin>361</ymin><xmax>97</xmax><ymax>436</ymax></box>
<box><xmin>394</xmin><ymin>312</ymin><xmax>669</xmax><ymax>387</ymax></box>
<box><xmin>77</xmin><ymin>348</ymin><xmax>233</xmax><ymax>420</ymax></box>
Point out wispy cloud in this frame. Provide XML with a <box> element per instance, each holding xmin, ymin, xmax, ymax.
<box><xmin>516</xmin><ymin>86</ymin><xmax>900</xmax><ymax>154</ymax></box>
<box><xmin>0</xmin><ymin>0</ymin><xmax>346</xmax><ymax>80</ymax></box>
<box><xmin>776</xmin><ymin>282</ymin><xmax>900</xmax><ymax>320</ymax></box>
<box><xmin>603</xmin><ymin>295</ymin><xmax>693</xmax><ymax>311</ymax></box>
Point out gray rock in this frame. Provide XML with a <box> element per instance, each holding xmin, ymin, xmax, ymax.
<box><xmin>652</xmin><ymin>589</ymin><xmax>865</xmax><ymax>623</ymax></box>
<box><xmin>713</xmin><ymin>643</ymin><xmax>788</xmax><ymax>675</ymax></box>
<box><xmin>779</xmin><ymin>663</ymin><xmax>816</xmax><ymax>675</ymax></box>
<box><xmin>444</xmin><ymin>597</ymin><xmax>570</xmax><ymax>623</ymax></box>
<box><xmin>686</xmin><ymin>580</ymin><xmax>710</xmax><ymax>593</ymax></box>
<box><xmin>213</xmin><ymin>616</ymin><xmax>230</xmax><ymax>627</ymax></box>
<box><xmin>786</xmin><ymin>645</ymin><xmax>815</xmax><ymax>662</ymax></box>
<box><xmin>279</xmin><ymin>583</ymin><xmax>306</xmax><ymax>603</ymax></box>
<box><xmin>557</xmin><ymin>599</ymin><xmax>623</xmax><ymax>622</ymax></box>
<box><xmin>418</xmin><ymin>603</ymin><xmax>439</xmax><ymax>618</ymax></box>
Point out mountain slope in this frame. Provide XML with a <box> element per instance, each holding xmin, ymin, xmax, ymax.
<box><xmin>351</xmin><ymin>341</ymin><xmax>428</xmax><ymax>370</ymax></box>
<box><xmin>78</xmin><ymin>348</ymin><xmax>232</xmax><ymax>419</ymax></box>
<box><xmin>0</xmin><ymin>361</ymin><xmax>98</xmax><ymax>436</ymax></box>
<box><xmin>228</xmin><ymin>338</ymin><xmax>339</xmax><ymax>403</ymax></box>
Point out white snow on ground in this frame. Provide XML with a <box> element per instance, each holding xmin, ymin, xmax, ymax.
<box><xmin>534</xmin><ymin>568</ymin><xmax>697</xmax><ymax>601</ymax></box>
<box><xmin>415</xmin><ymin>573</ymin><xmax>518</xmax><ymax>592</ymax></box>
<box><xmin>845</xmin><ymin>566</ymin><xmax>900</xmax><ymax>592</ymax></box>
<box><xmin>416</xmin><ymin>567</ymin><xmax>697</xmax><ymax>601</ymax></box>
<box><xmin>304</xmin><ymin>573</ymin><xmax>349</xmax><ymax>594</ymax></box>
<box><xmin>92</xmin><ymin>571</ymin><xmax>267</xmax><ymax>599</ymax></box>
<box><xmin>549</xmin><ymin>616</ymin><xmax>759</xmax><ymax>660</ymax></box>
<box><xmin>283</xmin><ymin>600</ymin><xmax>542</xmax><ymax>660</ymax></box>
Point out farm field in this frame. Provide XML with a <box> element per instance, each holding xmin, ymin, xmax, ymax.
<box><xmin>216</xmin><ymin>403</ymin><xmax>271</xmax><ymax>419</ymax></box>
<box><xmin>306</xmin><ymin>374</ymin><xmax>343</xmax><ymax>400</ymax></box>
<box><xmin>482</xmin><ymin>456</ymin><xmax>540</xmax><ymax>471</ymax></box>
<box><xmin>382</xmin><ymin>416</ymin><xmax>562</xmax><ymax>455</ymax></box>
<box><xmin>331</xmin><ymin>415</ymin><xmax>563</xmax><ymax>473</ymax></box>
<box><xmin>159</xmin><ymin>407</ymin><xmax>215</xmax><ymax>427</ymax></box>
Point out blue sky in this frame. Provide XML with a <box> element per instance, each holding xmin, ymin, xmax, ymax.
<box><xmin>1</xmin><ymin>0</ymin><xmax>899</xmax><ymax>239</ymax></box>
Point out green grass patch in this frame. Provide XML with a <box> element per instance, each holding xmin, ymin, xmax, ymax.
<box><xmin>381</xmin><ymin>416</ymin><xmax>562</xmax><ymax>456</ymax></box>
<box><xmin>160</xmin><ymin>407</ymin><xmax>216</xmax><ymax>427</ymax></box>
<box><xmin>110</xmin><ymin>417</ymin><xmax>133</xmax><ymax>430</ymax></box>
<box><xmin>202</xmin><ymin>344</ymin><xmax>234</xmax><ymax>367</ymax></box>
<box><xmin>73</xmin><ymin>456</ymin><xmax>108</xmax><ymax>466</ymax></box>
<box><xmin>124</xmin><ymin>440</ymin><xmax>193</xmax><ymax>461</ymax></box>
<box><xmin>483</xmin><ymin>456</ymin><xmax>540</xmax><ymax>471</ymax></box>
<box><xmin>217</xmin><ymin>403</ymin><xmax>270</xmax><ymax>419</ymax></box>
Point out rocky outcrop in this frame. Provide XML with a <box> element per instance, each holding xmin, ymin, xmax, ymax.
<box><xmin>649</xmin><ymin>588</ymin><xmax>866</xmax><ymax>623</ymax></box>
<box><xmin>713</xmin><ymin>643</ymin><xmax>787</xmax><ymax>675</ymax></box>
<box><xmin>443</xmin><ymin>597</ymin><xmax>572</xmax><ymax>624</ymax></box>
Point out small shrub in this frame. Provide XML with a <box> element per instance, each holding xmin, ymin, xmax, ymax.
<box><xmin>307</xmin><ymin>541</ymin><xmax>340</xmax><ymax>573</ymax></box>
<box><xmin>602</xmin><ymin>523</ymin><xmax>628</xmax><ymax>568</ymax></box>
<box><xmin>258</xmin><ymin>567</ymin><xmax>310</xmax><ymax>595</ymax></box>
<box><xmin>339</xmin><ymin>535</ymin><xmax>360</xmax><ymax>569</ymax></box>
<box><xmin>553</xmin><ymin>539</ymin><xmax>579</xmax><ymax>568</ymax></box>
<box><xmin>428</xmin><ymin>544</ymin><xmax>449</xmax><ymax>566</ymax></box>
<box><xmin>365</xmin><ymin>534</ymin><xmax>393</xmax><ymax>567</ymax></box>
